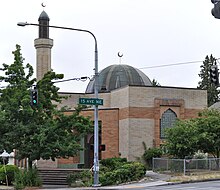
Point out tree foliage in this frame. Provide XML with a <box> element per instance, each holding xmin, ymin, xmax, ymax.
<box><xmin>196</xmin><ymin>109</ymin><xmax>220</xmax><ymax>158</ymax></box>
<box><xmin>198</xmin><ymin>54</ymin><xmax>219</xmax><ymax>106</ymax></box>
<box><xmin>165</xmin><ymin>108</ymin><xmax>220</xmax><ymax>159</ymax></box>
<box><xmin>152</xmin><ymin>79</ymin><xmax>161</xmax><ymax>86</ymax></box>
<box><xmin>0</xmin><ymin>45</ymin><xmax>93</xmax><ymax>167</ymax></box>
<box><xmin>165</xmin><ymin>119</ymin><xmax>198</xmax><ymax>158</ymax></box>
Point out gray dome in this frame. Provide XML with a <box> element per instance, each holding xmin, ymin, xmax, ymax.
<box><xmin>86</xmin><ymin>64</ymin><xmax>152</xmax><ymax>93</ymax></box>
<box><xmin>38</xmin><ymin>11</ymin><xmax>50</xmax><ymax>21</ymax></box>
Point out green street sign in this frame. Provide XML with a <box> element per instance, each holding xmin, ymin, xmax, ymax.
<box><xmin>79</xmin><ymin>98</ymin><xmax>103</xmax><ymax>105</ymax></box>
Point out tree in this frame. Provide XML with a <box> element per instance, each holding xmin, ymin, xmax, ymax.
<box><xmin>196</xmin><ymin>109</ymin><xmax>220</xmax><ymax>159</ymax></box>
<box><xmin>165</xmin><ymin>119</ymin><xmax>199</xmax><ymax>159</ymax></box>
<box><xmin>152</xmin><ymin>79</ymin><xmax>161</xmax><ymax>86</ymax></box>
<box><xmin>0</xmin><ymin>45</ymin><xmax>93</xmax><ymax>167</ymax></box>
<box><xmin>165</xmin><ymin>108</ymin><xmax>220</xmax><ymax>159</ymax></box>
<box><xmin>198</xmin><ymin>55</ymin><xmax>219</xmax><ymax>106</ymax></box>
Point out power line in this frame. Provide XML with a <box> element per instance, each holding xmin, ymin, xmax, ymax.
<box><xmin>138</xmin><ymin>58</ymin><xmax>220</xmax><ymax>70</ymax></box>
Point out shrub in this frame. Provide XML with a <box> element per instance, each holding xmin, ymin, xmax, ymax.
<box><xmin>142</xmin><ymin>147</ymin><xmax>162</xmax><ymax>169</ymax></box>
<box><xmin>67</xmin><ymin>170</ymin><xmax>92</xmax><ymax>187</ymax></box>
<box><xmin>14</xmin><ymin>171</ymin><xmax>25</xmax><ymax>190</ymax></box>
<box><xmin>68</xmin><ymin>158</ymin><xmax>146</xmax><ymax>187</ymax></box>
<box><xmin>0</xmin><ymin>165</ymin><xmax>19</xmax><ymax>185</ymax></box>
<box><xmin>14</xmin><ymin>168</ymin><xmax>42</xmax><ymax>190</ymax></box>
<box><xmin>100</xmin><ymin>157</ymin><xmax>127</xmax><ymax>171</ymax></box>
<box><xmin>99</xmin><ymin>158</ymin><xmax>146</xmax><ymax>186</ymax></box>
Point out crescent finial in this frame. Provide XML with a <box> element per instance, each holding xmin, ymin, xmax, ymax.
<box><xmin>41</xmin><ymin>2</ymin><xmax>46</xmax><ymax>7</ymax></box>
<box><xmin>118</xmin><ymin>52</ymin><xmax>123</xmax><ymax>58</ymax></box>
<box><xmin>118</xmin><ymin>52</ymin><xmax>123</xmax><ymax>64</ymax></box>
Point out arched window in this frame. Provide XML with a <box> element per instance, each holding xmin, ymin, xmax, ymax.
<box><xmin>160</xmin><ymin>109</ymin><xmax>177</xmax><ymax>139</ymax></box>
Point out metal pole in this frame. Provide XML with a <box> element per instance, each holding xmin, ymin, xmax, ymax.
<box><xmin>93</xmin><ymin>43</ymin><xmax>99</xmax><ymax>186</ymax></box>
<box><xmin>17</xmin><ymin>22</ymin><xmax>100</xmax><ymax>186</ymax></box>
<box><xmin>183</xmin><ymin>159</ymin><xmax>186</xmax><ymax>176</ymax></box>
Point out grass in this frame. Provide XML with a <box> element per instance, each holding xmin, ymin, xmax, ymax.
<box><xmin>168</xmin><ymin>172</ymin><xmax>220</xmax><ymax>183</ymax></box>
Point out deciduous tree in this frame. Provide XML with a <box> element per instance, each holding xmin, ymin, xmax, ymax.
<box><xmin>165</xmin><ymin>119</ymin><xmax>198</xmax><ymax>158</ymax></box>
<box><xmin>0</xmin><ymin>45</ymin><xmax>92</xmax><ymax>167</ymax></box>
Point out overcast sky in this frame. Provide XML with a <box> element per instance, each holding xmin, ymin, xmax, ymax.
<box><xmin>1</xmin><ymin>0</ymin><xmax>220</xmax><ymax>92</ymax></box>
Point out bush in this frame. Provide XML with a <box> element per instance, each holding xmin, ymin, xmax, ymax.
<box><xmin>14</xmin><ymin>171</ymin><xmax>25</xmax><ymax>190</ymax></box>
<box><xmin>14</xmin><ymin>168</ymin><xmax>42</xmax><ymax>190</ymax></box>
<box><xmin>68</xmin><ymin>158</ymin><xmax>146</xmax><ymax>187</ymax></box>
<box><xmin>67</xmin><ymin>170</ymin><xmax>92</xmax><ymax>187</ymax></box>
<box><xmin>142</xmin><ymin>147</ymin><xmax>162</xmax><ymax>169</ymax></box>
<box><xmin>0</xmin><ymin>165</ymin><xmax>19</xmax><ymax>185</ymax></box>
<box><xmin>99</xmin><ymin>158</ymin><xmax>146</xmax><ymax>186</ymax></box>
<box><xmin>100</xmin><ymin>157</ymin><xmax>127</xmax><ymax>171</ymax></box>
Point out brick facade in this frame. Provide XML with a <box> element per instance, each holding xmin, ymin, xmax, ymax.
<box><xmin>54</xmin><ymin>85</ymin><xmax>207</xmax><ymax>167</ymax></box>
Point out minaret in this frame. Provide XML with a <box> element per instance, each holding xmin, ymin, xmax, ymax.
<box><xmin>34</xmin><ymin>11</ymin><xmax>53</xmax><ymax>80</ymax></box>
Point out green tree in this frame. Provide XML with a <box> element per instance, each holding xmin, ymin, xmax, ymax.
<box><xmin>152</xmin><ymin>79</ymin><xmax>161</xmax><ymax>86</ymax></box>
<box><xmin>196</xmin><ymin>109</ymin><xmax>220</xmax><ymax>159</ymax></box>
<box><xmin>165</xmin><ymin>119</ymin><xmax>199</xmax><ymax>158</ymax></box>
<box><xmin>165</xmin><ymin>108</ymin><xmax>220</xmax><ymax>159</ymax></box>
<box><xmin>198</xmin><ymin>54</ymin><xmax>219</xmax><ymax>106</ymax></box>
<box><xmin>0</xmin><ymin>45</ymin><xmax>92</xmax><ymax>167</ymax></box>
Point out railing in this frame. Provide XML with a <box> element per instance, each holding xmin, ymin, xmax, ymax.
<box><xmin>153</xmin><ymin>157</ymin><xmax>220</xmax><ymax>175</ymax></box>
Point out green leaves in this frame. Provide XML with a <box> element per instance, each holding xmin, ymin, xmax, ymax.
<box><xmin>198</xmin><ymin>54</ymin><xmax>219</xmax><ymax>106</ymax></box>
<box><xmin>165</xmin><ymin>119</ymin><xmax>198</xmax><ymax>158</ymax></box>
<box><xmin>165</xmin><ymin>108</ymin><xmax>220</xmax><ymax>158</ymax></box>
<box><xmin>0</xmin><ymin>45</ymin><xmax>93</xmax><ymax>166</ymax></box>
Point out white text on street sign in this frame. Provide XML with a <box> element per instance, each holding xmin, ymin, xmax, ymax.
<box><xmin>79</xmin><ymin>98</ymin><xmax>103</xmax><ymax>105</ymax></box>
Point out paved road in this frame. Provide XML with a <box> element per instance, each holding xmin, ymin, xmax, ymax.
<box><xmin>39</xmin><ymin>180</ymin><xmax>220</xmax><ymax>190</ymax></box>
<box><xmin>126</xmin><ymin>180</ymin><xmax>220</xmax><ymax>190</ymax></box>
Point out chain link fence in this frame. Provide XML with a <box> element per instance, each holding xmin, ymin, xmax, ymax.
<box><xmin>153</xmin><ymin>157</ymin><xmax>220</xmax><ymax>175</ymax></box>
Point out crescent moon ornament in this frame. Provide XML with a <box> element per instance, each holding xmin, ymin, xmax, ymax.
<box><xmin>118</xmin><ymin>52</ymin><xmax>123</xmax><ymax>58</ymax></box>
<box><xmin>41</xmin><ymin>2</ymin><xmax>46</xmax><ymax>7</ymax></box>
<box><xmin>118</xmin><ymin>52</ymin><xmax>123</xmax><ymax>64</ymax></box>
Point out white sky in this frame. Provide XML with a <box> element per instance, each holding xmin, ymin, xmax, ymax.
<box><xmin>1</xmin><ymin>0</ymin><xmax>220</xmax><ymax>92</ymax></box>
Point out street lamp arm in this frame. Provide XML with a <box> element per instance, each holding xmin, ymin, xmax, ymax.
<box><xmin>17</xmin><ymin>22</ymin><xmax>97</xmax><ymax>46</ymax></box>
<box><xmin>17</xmin><ymin>21</ymin><xmax>99</xmax><ymax>97</ymax></box>
<box><xmin>52</xmin><ymin>76</ymin><xmax>89</xmax><ymax>83</ymax></box>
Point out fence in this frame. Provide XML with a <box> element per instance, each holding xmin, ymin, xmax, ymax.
<box><xmin>153</xmin><ymin>157</ymin><xmax>220</xmax><ymax>175</ymax></box>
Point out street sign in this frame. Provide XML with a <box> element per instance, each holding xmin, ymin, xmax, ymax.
<box><xmin>79</xmin><ymin>98</ymin><xmax>103</xmax><ymax>105</ymax></box>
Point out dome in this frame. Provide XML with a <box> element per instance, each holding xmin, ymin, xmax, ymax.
<box><xmin>38</xmin><ymin>11</ymin><xmax>50</xmax><ymax>21</ymax></box>
<box><xmin>86</xmin><ymin>64</ymin><xmax>152</xmax><ymax>93</ymax></box>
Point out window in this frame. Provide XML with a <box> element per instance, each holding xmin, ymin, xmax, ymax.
<box><xmin>160</xmin><ymin>109</ymin><xmax>177</xmax><ymax>139</ymax></box>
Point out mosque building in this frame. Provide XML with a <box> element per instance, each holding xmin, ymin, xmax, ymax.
<box><xmin>35</xmin><ymin>11</ymin><xmax>207</xmax><ymax>169</ymax></box>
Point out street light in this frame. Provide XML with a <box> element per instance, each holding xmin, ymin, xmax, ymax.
<box><xmin>17</xmin><ymin>22</ymin><xmax>100</xmax><ymax>186</ymax></box>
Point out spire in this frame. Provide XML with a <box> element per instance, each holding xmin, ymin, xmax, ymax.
<box><xmin>38</xmin><ymin>11</ymin><xmax>50</xmax><ymax>38</ymax></box>
<box><xmin>35</xmin><ymin>10</ymin><xmax>53</xmax><ymax>80</ymax></box>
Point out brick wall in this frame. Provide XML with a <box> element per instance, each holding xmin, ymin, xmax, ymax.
<box><xmin>56</xmin><ymin>85</ymin><xmax>207</xmax><ymax>164</ymax></box>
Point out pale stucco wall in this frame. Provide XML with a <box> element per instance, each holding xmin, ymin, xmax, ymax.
<box><xmin>128</xmin><ymin>86</ymin><xmax>207</xmax><ymax>109</ymax></box>
<box><xmin>119</xmin><ymin>119</ymin><xmax>129</xmax><ymax>159</ymax></box>
<box><xmin>128</xmin><ymin>118</ymin><xmax>154</xmax><ymax>161</ymax></box>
